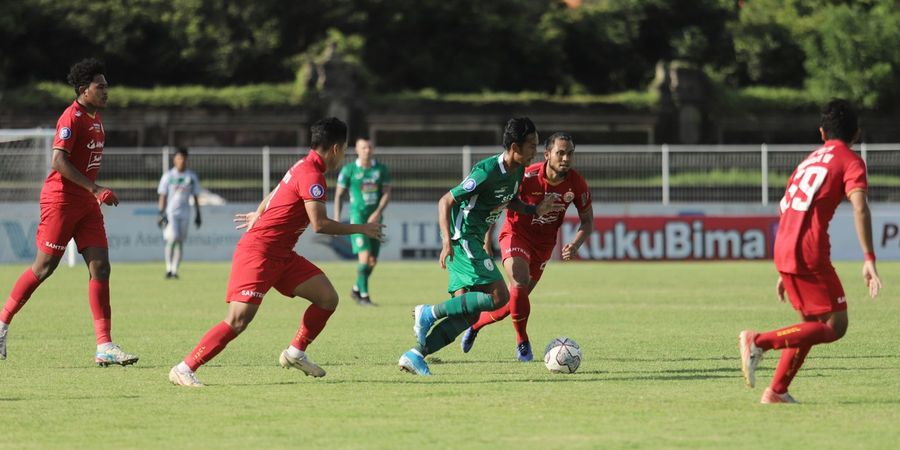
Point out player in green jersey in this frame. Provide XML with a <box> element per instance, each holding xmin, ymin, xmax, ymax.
<box><xmin>334</xmin><ymin>138</ymin><xmax>392</xmax><ymax>306</ymax></box>
<box><xmin>398</xmin><ymin>118</ymin><xmax>563</xmax><ymax>375</ymax></box>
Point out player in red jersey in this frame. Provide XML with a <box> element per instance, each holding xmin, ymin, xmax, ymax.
<box><xmin>0</xmin><ymin>58</ymin><xmax>138</xmax><ymax>366</ymax></box>
<box><xmin>739</xmin><ymin>99</ymin><xmax>882</xmax><ymax>404</ymax></box>
<box><xmin>168</xmin><ymin>118</ymin><xmax>383</xmax><ymax>387</ymax></box>
<box><xmin>460</xmin><ymin>132</ymin><xmax>594</xmax><ymax>361</ymax></box>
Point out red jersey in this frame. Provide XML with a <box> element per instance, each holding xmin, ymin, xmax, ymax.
<box><xmin>239</xmin><ymin>150</ymin><xmax>328</xmax><ymax>257</ymax></box>
<box><xmin>41</xmin><ymin>101</ymin><xmax>105</xmax><ymax>204</ymax></box>
<box><xmin>774</xmin><ymin>140</ymin><xmax>868</xmax><ymax>274</ymax></box>
<box><xmin>501</xmin><ymin>161</ymin><xmax>591</xmax><ymax>248</ymax></box>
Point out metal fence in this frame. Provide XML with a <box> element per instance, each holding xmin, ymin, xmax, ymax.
<box><xmin>3</xmin><ymin>131</ymin><xmax>900</xmax><ymax>204</ymax></box>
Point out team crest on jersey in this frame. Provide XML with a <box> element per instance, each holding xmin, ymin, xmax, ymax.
<box><xmin>309</xmin><ymin>183</ymin><xmax>325</xmax><ymax>199</ymax></box>
<box><xmin>74</xmin><ymin>110</ymin><xmax>82</xmax><ymax>117</ymax></box>
<box><xmin>59</xmin><ymin>127</ymin><xmax>72</xmax><ymax>140</ymax></box>
<box><xmin>462</xmin><ymin>177</ymin><xmax>477</xmax><ymax>191</ymax></box>
<box><xmin>483</xmin><ymin>259</ymin><xmax>494</xmax><ymax>271</ymax></box>
<box><xmin>563</xmin><ymin>191</ymin><xmax>575</xmax><ymax>203</ymax></box>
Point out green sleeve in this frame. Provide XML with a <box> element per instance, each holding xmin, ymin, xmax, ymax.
<box><xmin>337</xmin><ymin>164</ymin><xmax>351</xmax><ymax>188</ymax></box>
<box><xmin>380</xmin><ymin>164</ymin><xmax>391</xmax><ymax>185</ymax></box>
<box><xmin>449</xmin><ymin>165</ymin><xmax>489</xmax><ymax>202</ymax></box>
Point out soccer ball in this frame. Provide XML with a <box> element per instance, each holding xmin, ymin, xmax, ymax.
<box><xmin>543</xmin><ymin>337</ymin><xmax>582</xmax><ymax>373</ymax></box>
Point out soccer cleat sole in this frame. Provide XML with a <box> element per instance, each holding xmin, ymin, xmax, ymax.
<box><xmin>96</xmin><ymin>357</ymin><xmax>139</xmax><ymax>367</ymax></box>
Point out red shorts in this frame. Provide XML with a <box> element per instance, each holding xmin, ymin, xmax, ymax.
<box><xmin>780</xmin><ymin>268</ymin><xmax>847</xmax><ymax>317</ymax></box>
<box><xmin>499</xmin><ymin>231</ymin><xmax>554</xmax><ymax>285</ymax></box>
<box><xmin>225</xmin><ymin>246</ymin><xmax>323</xmax><ymax>305</ymax></box>
<box><xmin>35</xmin><ymin>202</ymin><xmax>108</xmax><ymax>256</ymax></box>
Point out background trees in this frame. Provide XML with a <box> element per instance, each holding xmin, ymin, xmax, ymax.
<box><xmin>1</xmin><ymin>0</ymin><xmax>898</xmax><ymax>109</ymax></box>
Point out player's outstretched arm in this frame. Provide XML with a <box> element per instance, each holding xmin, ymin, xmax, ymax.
<box><xmin>234</xmin><ymin>190</ymin><xmax>273</xmax><ymax>230</ymax></box>
<box><xmin>52</xmin><ymin>149</ymin><xmax>118</xmax><ymax>205</ymax></box>
<box><xmin>849</xmin><ymin>190</ymin><xmax>882</xmax><ymax>298</ymax></box>
<box><xmin>305</xmin><ymin>200</ymin><xmax>384</xmax><ymax>240</ymax></box>
<box><xmin>562</xmin><ymin>204</ymin><xmax>594</xmax><ymax>261</ymax></box>
<box><xmin>438</xmin><ymin>192</ymin><xmax>456</xmax><ymax>269</ymax></box>
<box><xmin>508</xmin><ymin>195</ymin><xmax>564</xmax><ymax>217</ymax></box>
<box><xmin>333</xmin><ymin>185</ymin><xmax>346</xmax><ymax>221</ymax></box>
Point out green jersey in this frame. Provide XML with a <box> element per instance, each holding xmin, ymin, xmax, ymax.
<box><xmin>337</xmin><ymin>159</ymin><xmax>391</xmax><ymax>217</ymax></box>
<box><xmin>449</xmin><ymin>153</ymin><xmax>524</xmax><ymax>243</ymax></box>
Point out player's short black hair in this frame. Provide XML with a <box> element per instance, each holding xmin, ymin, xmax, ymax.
<box><xmin>820</xmin><ymin>99</ymin><xmax>859</xmax><ymax>142</ymax></box>
<box><xmin>310</xmin><ymin>117</ymin><xmax>348</xmax><ymax>151</ymax></box>
<box><xmin>174</xmin><ymin>147</ymin><xmax>188</xmax><ymax>157</ymax></box>
<box><xmin>67</xmin><ymin>58</ymin><xmax>106</xmax><ymax>96</ymax></box>
<box><xmin>544</xmin><ymin>132</ymin><xmax>575</xmax><ymax>151</ymax></box>
<box><xmin>502</xmin><ymin>117</ymin><xmax>537</xmax><ymax>150</ymax></box>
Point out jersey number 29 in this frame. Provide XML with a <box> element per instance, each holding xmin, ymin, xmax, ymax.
<box><xmin>780</xmin><ymin>166</ymin><xmax>828</xmax><ymax>212</ymax></box>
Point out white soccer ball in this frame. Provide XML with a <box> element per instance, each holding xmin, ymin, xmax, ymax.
<box><xmin>543</xmin><ymin>337</ymin><xmax>582</xmax><ymax>373</ymax></box>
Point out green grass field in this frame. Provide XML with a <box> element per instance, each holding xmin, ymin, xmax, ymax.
<box><xmin>1</xmin><ymin>260</ymin><xmax>898</xmax><ymax>449</ymax></box>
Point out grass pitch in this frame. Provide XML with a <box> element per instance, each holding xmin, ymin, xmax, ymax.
<box><xmin>1</xmin><ymin>260</ymin><xmax>898</xmax><ymax>449</ymax></box>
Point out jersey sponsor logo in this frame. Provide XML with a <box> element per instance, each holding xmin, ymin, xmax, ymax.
<box><xmin>86</xmin><ymin>140</ymin><xmax>104</xmax><ymax>150</ymax></box>
<box><xmin>483</xmin><ymin>258</ymin><xmax>494</xmax><ymax>271</ymax></box>
<box><xmin>240</xmin><ymin>289</ymin><xmax>265</xmax><ymax>299</ymax></box>
<box><xmin>87</xmin><ymin>151</ymin><xmax>103</xmax><ymax>171</ymax></box>
<box><xmin>563</xmin><ymin>191</ymin><xmax>575</xmax><ymax>203</ymax></box>
<box><xmin>74</xmin><ymin>110</ymin><xmax>83</xmax><ymax>117</ymax></box>
<box><xmin>44</xmin><ymin>240</ymin><xmax>67</xmax><ymax>252</ymax></box>
<box><xmin>462</xmin><ymin>177</ymin><xmax>477</xmax><ymax>191</ymax></box>
<box><xmin>524</xmin><ymin>171</ymin><xmax>539</xmax><ymax>178</ymax></box>
<box><xmin>507</xmin><ymin>246</ymin><xmax>531</xmax><ymax>258</ymax></box>
<box><xmin>91</xmin><ymin>123</ymin><xmax>102</xmax><ymax>132</ymax></box>
<box><xmin>309</xmin><ymin>183</ymin><xmax>325</xmax><ymax>199</ymax></box>
<box><xmin>59</xmin><ymin>127</ymin><xmax>72</xmax><ymax>140</ymax></box>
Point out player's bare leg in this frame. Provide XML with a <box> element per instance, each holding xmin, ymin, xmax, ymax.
<box><xmin>279</xmin><ymin>274</ymin><xmax>336</xmax><ymax>377</ymax></box>
<box><xmin>0</xmin><ymin>251</ymin><xmax>61</xmax><ymax>360</ymax></box>
<box><xmin>83</xmin><ymin>247</ymin><xmax>138</xmax><ymax>366</ymax></box>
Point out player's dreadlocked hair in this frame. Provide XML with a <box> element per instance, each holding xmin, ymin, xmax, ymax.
<box><xmin>820</xmin><ymin>99</ymin><xmax>859</xmax><ymax>143</ymax></box>
<box><xmin>309</xmin><ymin>117</ymin><xmax>348</xmax><ymax>151</ymax></box>
<box><xmin>67</xmin><ymin>58</ymin><xmax>106</xmax><ymax>97</ymax></box>
<box><xmin>503</xmin><ymin>117</ymin><xmax>537</xmax><ymax>150</ymax></box>
<box><xmin>545</xmin><ymin>132</ymin><xmax>575</xmax><ymax>151</ymax></box>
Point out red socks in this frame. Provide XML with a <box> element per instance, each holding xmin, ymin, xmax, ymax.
<box><xmin>471</xmin><ymin>304</ymin><xmax>509</xmax><ymax>331</ymax></box>
<box><xmin>755</xmin><ymin>321</ymin><xmax>840</xmax><ymax>394</ymax></box>
<box><xmin>291</xmin><ymin>304</ymin><xmax>335</xmax><ymax>351</ymax></box>
<box><xmin>89</xmin><ymin>279</ymin><xmax>112</xmax><ymax>345</ymax></box>
<box><xmin>509</xmin><ymin>285</ymin><xmax>531</xmax><ymax>344</ymax></box>
<box><xmin>771</xmin><ymin>346</ymin><xmax>811</xmax><ymax>394</ymax></box>
<box><xmin>185</xmin><ymin>321</ymin><xmax>238</xmax><ymax>371</ymax></box>
<box><xmin>1</xmin><ymin>269</ymin><xmax>42</xmax><ymax>324</ymax></box>
<box><xmin>754</xmin><ymin>321</ymin><xmax>838</xmax><ymax>350</ymax></box>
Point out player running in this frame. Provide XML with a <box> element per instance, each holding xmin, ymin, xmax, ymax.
<box><xmin>739</xmin><ymin>99</ymin><xmax>883</xmax><ymax>404</ymax></box>
<box><xmin>168</xmin><ymin>118</ymin><xmax>383</xmax><ymax>387</ymax></box>
<box><xmin>334</xmin><ymin>138</ymin><xmax>392</xmax><ymax>306</ymax></box>
<box><xmin>460</xmin><ymin>132</ymin><xmax>593</xmax><ymax>361</ymax></box>
<box><xmin>0</xmin><ymin>58</ymin><xmax>138</xmax><ymax>366</ymax></box>
<box><xmin>398</xmin><ymin>117</ymin><xmax>563</xmax><ymax>376</ymax></box>
<box><xmin>157</xmin><ymin>147</ymin><xmax>202</xmax><ymax>279</ymax></box>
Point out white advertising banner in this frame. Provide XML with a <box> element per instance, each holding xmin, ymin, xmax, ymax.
<box><xmin>1</xmin><ymin>202</ymin><xmax>900</xmax><ymax>263</ymax></box>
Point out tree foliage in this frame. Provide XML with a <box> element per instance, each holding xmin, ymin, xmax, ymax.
<box><xmin>1</xmin><ymin>0</ymin><xmax>899</xmax><ymax>109</ymax></box>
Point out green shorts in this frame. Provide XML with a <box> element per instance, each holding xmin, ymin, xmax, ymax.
<box><xmin>350</xmin><ymin>212</ymin><xmax>381</xmax><ymax>257</ymax></box>
<box><xmin>445</xmin><ymin>237</ymin><xmax>503</xmax><ymax>293</ymax></box>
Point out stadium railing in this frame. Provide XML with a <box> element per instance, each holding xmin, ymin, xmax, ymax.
<box><xmin>3</xmin><ymin>134</ymin><xmax>900</xmax><ymax>204</ymax></box>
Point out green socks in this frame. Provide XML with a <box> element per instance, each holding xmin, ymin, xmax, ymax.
<box><xmin>355</xmin><ymin>263</ymin><xmax>370</xmax><ymax>295</ymax></box>
<box><xmin>432</xmin><ymin>291</ymin><xmax>494</xmax><ymax>319</ymax></box>
<box><xmin>417</xmin><ymin>315</ymin><xmax>473</xmax><ymax>355</ymax></box>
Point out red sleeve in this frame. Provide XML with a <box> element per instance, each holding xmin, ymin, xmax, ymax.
<box><xmin>53</xmin><ymin>111</ymin><xmax>76</xmax><ymax>152</ymax></box>
<box><xmin>843</xmin><ymin>155</ymin><xmax>868</xmax><ymax>196</ymax></box>
<box><xmin>573</xmin><ymin>172</ymin><xmax>592</xmax><ymax>211</ymax></box>
<box><xmin>295</xmin><ymin>170</ymin><xmax>328</xmax><ymax>202</ymax></box>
